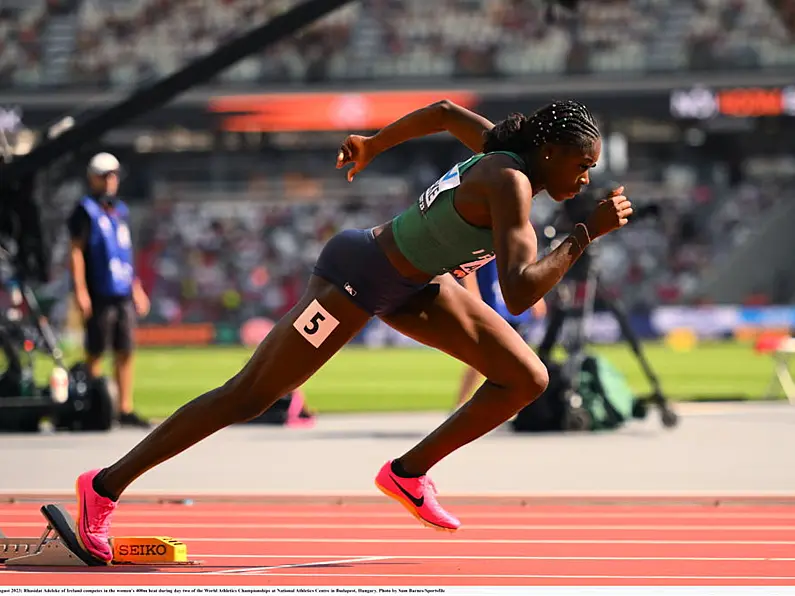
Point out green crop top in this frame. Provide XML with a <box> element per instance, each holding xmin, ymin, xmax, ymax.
<box><xmin>391</xmin><ymin>150</ymin><xmax>527</xmax><ymax>280</ymax></box>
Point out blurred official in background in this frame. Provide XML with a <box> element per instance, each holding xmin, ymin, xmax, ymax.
<box><xmin>67</xmin><ymin>152</ymin><xmax>151</xmax><ymax>428</ymax></box>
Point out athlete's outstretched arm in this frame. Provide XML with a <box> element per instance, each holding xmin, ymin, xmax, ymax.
<box><xmin>488</xmin><ymin>166</ymin><xmax>631</xmax><ymax>315</ymax></box>
<box><xmin>337</xmin><ymin>100</ymin><xmax>494</xmax><ymax>181</ymax></box>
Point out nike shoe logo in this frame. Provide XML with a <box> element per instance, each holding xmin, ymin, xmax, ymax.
<box><xmin>81</xmin><ymin>499</ymin><xmax>99</xmax><ymax>548</ymax></box>
<box><xmin>390</xmin><ymin>474</ymin><xmax>424</xmax><ymax>507</ymax></box>
<box><xmin>80</xmin><ymin>498</ymin><xmax>106</xmax><ymax>552</ymax></box>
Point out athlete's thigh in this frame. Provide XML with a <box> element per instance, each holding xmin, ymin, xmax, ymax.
<box><xmin>380</xmin><ymin>274</ymin><xmax>542</xmax><ymax>385</ymax></box>
<box><xmin>229</xmin><ymin>275</ymin><xmax>371</xmax><ymax>398</ymax></box>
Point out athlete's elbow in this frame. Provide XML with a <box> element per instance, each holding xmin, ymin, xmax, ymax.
<box><xmin>502</xmin><ymin>284</ymin><xmax>528</xmax><ymax>317</ymax></box>
<box><xmin>503</xmin><ymin>271</ymin><xmax>542</xmax><ymax>316</ymax></box>
<box><xmin>436</xmin><ymin>99</ymin><xmax>456</xmax><ymax>112</ymax></box>
<box><xmin>435</xmin><ymin>99</ymin><xmax>461</xmax><ymax>122</ymax></box>
<box><xmin>505</xmin><ymin>299</ymin><xmax>525</xmax><ymax>317</ymax></box>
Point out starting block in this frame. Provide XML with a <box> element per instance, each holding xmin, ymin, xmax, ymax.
<box><xmin>1</xmin><ymin>504</ymin><xmax>198</xmax><ymax>567</ymax></box>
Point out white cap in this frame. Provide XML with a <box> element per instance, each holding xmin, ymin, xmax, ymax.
<box><xmin>87</xmin><ymin>152</ymin><xmax>120</xmax><ymax>176</ymax></box>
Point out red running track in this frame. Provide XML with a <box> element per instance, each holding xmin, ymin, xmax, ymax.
<box><xmin>2</xmin><ymin>496</ymin><xmax>795</xmax><ymax>586</ymax></box>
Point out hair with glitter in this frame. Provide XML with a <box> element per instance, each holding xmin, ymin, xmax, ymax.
<box><xmin>482</xmin><ymin>100</ymin><xmax>600</xmax><ymax>155</ymax></box>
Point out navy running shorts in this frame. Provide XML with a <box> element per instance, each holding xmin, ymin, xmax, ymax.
<box><xmin>313</xmin><ymin>228</ymin><xmax>428</xmax><ymax>317</ymax></box>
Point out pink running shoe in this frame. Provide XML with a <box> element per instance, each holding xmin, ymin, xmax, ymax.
<box><xmin>374</xmin><ymin>460</ymin><xmax>461</xmax><ymax>532</ymax></box>
<box><xmin>75</xmin><ymin>469</ymin><xmax>117</xmax><ymax>563</ymax></box>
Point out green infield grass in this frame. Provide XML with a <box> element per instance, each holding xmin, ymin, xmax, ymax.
<box><xmin>22</xmin><ymin>341</ymin><xmax>786</xmax><ymax>420</ymax></box>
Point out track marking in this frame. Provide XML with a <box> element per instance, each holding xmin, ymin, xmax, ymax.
<box><xmin>6</xmin><ymin>509</ymin><xmax>795</xmax><ymax>520</ymax></box>
<box><xmin>2</xmin><ymin>554</ymin><xmax>792</xmax><ymax>573</ymax></box>
<box><xmin>5</xmin><ymin>491</ymin><xmax>795</xmax><ymax>505</ymax></box>
<box><xmin>192</xmin><ymin>553</ymin><xmax>793</xmax><ymax>562</ymax></box>
<box><xmin>3</xmin><ymin>498</ymin><xmax>794</xmax><ymax>584</ymax></box>
<box><xmin>184</xmin><ymin>537</ymin><xmax>795</xmax><ymax>545</ymax></box>
<box><xmin>207</xmin><ymin>555</ymin><xmax>394</xmax><ymax>575</ymax></box>
<box><xmin>5</xmin><ymin>521</ymin><xmax>795</xmax><ymax>531</ymax></box>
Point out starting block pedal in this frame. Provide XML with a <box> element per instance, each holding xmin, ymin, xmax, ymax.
<box><xmin>1</xmin><ymin>504</ymin><xmax>198</xmax><ymax>567</ymax></box>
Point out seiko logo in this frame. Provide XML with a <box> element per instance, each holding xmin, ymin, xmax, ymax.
<box><xmin>117</xmin><ymin>544</ymin><xmax>168</xmax><ymax>556</ymax></box>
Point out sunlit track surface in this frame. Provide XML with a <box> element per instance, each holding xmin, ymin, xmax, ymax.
<box><xmin>2</xmin><ymin>497</ymin><xmax>795</xmax><ymax>586</ymax></box>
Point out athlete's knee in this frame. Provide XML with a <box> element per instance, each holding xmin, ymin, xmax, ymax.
<box><xmin>527</xmin><ymin>360</ymin><xmax>549</xmax><ymax>396</ymax></box>
<box><xmin>496</xmin><ymin>355</ymin><xmax>549</xmax><ymax>405</ymax></box>
<box><xmin>516</xmin><ymin>360</ymin><xmax>549</xmax><ymax>399</ymax></box>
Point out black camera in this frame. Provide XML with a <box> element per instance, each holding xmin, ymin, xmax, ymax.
<box><xmin>0</xmin><ymin>187</ymin><xmax>116</xmax><ymax>433</ymax></box>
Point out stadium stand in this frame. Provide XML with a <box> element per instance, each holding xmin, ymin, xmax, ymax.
<box><xmin>2</xmin><ymin>0</ymin><xmax>794</xmax><ymax>89</ymax></box>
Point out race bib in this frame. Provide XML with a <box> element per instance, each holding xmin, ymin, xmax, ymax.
<box><xmin>293</xmin><ymin>299</ymin><xmax>340</xmax><ymax>348</ymax></box>
<box><xmin>450</xmin><ymin>252</ymin><xmax>495</xmax><ymax>279</ymax></box>
<box><xmin>418</xmin><ymin>164</ymin><xmax>461</xmax><ymax>214</ymax></box>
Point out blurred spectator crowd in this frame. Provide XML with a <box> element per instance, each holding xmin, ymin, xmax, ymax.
<box><xmin>2</xmin><ymin>0</ymin><xmax>795</xmax><ymax>89</ymax></box>
<box><xmin>132</xmin><ymin>175</ymin><xmax>790</xmax><ymax>328</ymax></box>
<box><xmin>590</xmin><ymin>178</ymin><xmax>790</xmax><ymax>310</ymax></box>
<box><xmin>32</xmin><ymin>147</ymin><xmax>792</xmax><ymax>331</ymax></box>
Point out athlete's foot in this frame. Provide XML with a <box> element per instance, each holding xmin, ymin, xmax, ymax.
<box><xmin>75</xmin><ymin>469</ymin><xmax>117</xmax><ymax>563</ymax></box>
<box><xmin>374</xmin><ymin>460</ymin><xmax>461</xmax><ymax>531</ymax></box>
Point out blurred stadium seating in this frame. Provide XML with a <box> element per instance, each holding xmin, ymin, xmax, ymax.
<box><xmin>34</xmin><ymin>151</ymin><xmax>791</xmax><ymax>329</ymax></box>
<box><xmin>2</xmin><ymin>0</ymin><xmax>794</xmax><ymax>89</ymax></box>
<box><xmin>2</xmin><ymin>0</ymin><xmax>794</xmax><ymax>334</ymax></box>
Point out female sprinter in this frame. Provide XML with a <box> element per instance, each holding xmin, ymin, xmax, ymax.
<box><xmin>73</xmin><ymin>98</ymin><xmax>632</xmax><ymax>563</ymax></box>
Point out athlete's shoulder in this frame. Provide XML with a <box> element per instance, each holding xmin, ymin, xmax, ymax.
<box><xmin>474</xmin><ymin>154</ymin><xmax>531</xmax><ymax>193</ymax></box>
<box><xmin>469</xmin><ymin>151</ymin><xmax>528</xmax><ymax>180</ymax></box>
<box><xmin>486</xmin><ymin>150</ymin><xmax>528</xmax><ymax>170</ymax></box>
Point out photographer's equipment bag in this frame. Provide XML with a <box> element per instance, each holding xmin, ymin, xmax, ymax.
<box><xmin>512</xmin><ymin>354</ymin><xmax>636</xmax><ymax>433</ymax></box>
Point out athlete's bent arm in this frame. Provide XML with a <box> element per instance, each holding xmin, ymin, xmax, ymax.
<box><xmin>369</xmin><ymin>100</ymin><xmax>494</xmax><ymax>155</ymax></box>
<box><xmin>489</xmin><ymin>168</ymin><xmax>590</xmax><ymax>316</ymax></box>
<box><xmin>337</xmin><ymin>101</ymin><xmax>494</xmax><ymax>181</ymax></box>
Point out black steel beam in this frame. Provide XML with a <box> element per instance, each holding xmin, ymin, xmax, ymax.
<box><xmin>2</xmin><ymin>0</ymin><xmax>354</xmax><ymax>182</ymax></box>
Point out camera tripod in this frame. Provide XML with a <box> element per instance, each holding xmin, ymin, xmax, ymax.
<box><xmin>536</xmin><ymin>262</ymin><xmax>679</xmax><ymax>429</ymax></box>
<box><xmin>0</xmin><ymin>240</ymin><xmax>117</xmax><ymax>432</ymax></box>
